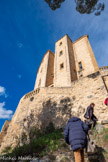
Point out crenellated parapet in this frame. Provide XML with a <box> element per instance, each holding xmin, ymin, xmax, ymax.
<box><xmin>99</xmin><ymin>66</ymin><xmax>108</xmax><ymax>76</ymax></box>
<box><xmin>23</xmin><ymin>88</ymin><xmax>40</xmax><ymax>99</ymax></box>
<box><xmin>99</xmin><ymin>66</ymin><xmax>108</xmax><ymax>92</ymax></box>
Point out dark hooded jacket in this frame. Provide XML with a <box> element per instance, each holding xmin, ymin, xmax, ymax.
<box><xmin>84</xmin><ymin>105</ymin><xmax>98</xmax><ymax>121</ymax></box>
<box><xmin>84</xmin><ymin>105</ymin><xmax>93</xmax><ymax>119</ymax></box>
<box><xmin>64</xmin><ymin>117</ymin><xmax>88</xmax><ymax>151</ymax></box>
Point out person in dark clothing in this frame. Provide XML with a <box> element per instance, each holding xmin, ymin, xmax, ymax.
<box><xmin>64</xmin><ymin>117</ymin><xmax>88</xmax><ymax>162</ymax></box>
<box><xmin>84</xmin><ymin>103</ymin><xmax>98</xmax><ymax>128</ymax></box>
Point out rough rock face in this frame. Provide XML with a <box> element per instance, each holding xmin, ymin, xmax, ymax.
<box><xmin>0</xmin><ymin>120</ymin><xmax>11</xmax><ymax>146</ymax></box>
<box><xmin>0</xmin><ymin>72</ymin><xmax>108</xmax><ymax>153</ymax></box>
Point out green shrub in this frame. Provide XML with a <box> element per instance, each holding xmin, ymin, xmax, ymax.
<box><xmin>103</xmin><ymin>133</ymin><xmax>108</xmax><ymax>141</ymax></box>
<box><xmin>29</xmin><ymin>127</ymin><xmax>42</xmax><ymax>141</ymax></box>
<box><xmin>3</xmin><ymin>129</ymin><xmax>63</xmax><ymax>158</ymax></box>
<box><xmin>21</xmin><ymin>132</ymin><xmax>27</xmax><ymax>144</ymax></box>
<box><xmin>45</xmin><ymin>122</ymin><xmax>55</xmax><ymax>134</ymax></box>
<box><xmin>2</xmin><ymin>146</ymin><xmax>12</xmax><ymax>154</ymax></box>
<box><xmin>100</xmin><ymin>128</ymin><xmax>108</xmax><ymax>135</ymax></box>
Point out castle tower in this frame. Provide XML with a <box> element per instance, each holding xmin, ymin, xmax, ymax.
<box><xmin>54</xmin><ymin>35</ymin><xmax>77</xmax><ymax>87</ymax></box>
<box><xmin>73</xmin><ymin>35</ymin><xmax>99</xmax><ymax>79</ymax></box>
<box><xmin>34</xmin><ymin>50</ymin><xmax>54</xmax><ymax>89</ymax></box>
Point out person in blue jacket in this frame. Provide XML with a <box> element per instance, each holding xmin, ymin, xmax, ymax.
<box><xmin>64</xmin><ymin>117</ymin><xmax>88</xmax><ymax>162</ymax></box>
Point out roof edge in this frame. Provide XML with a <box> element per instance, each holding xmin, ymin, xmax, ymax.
<box><xmin>73</xmin><ymin>35</ymin><xmax>88</xmax><ymax>44</ymax></box>
<box><xmin>55</xmin><ymin>34</ymin><xmax>72</xmax><ymax>43</ymax></box>
<box><xmin>99</xmin><ymin>66</ymin><xmax>108</xmax><ymax>69</ymax></box>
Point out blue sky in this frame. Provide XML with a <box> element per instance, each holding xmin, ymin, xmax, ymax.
<box><xmin>0</xmin><ymin>0</ymin><xmax>108</xmax><ymax>131</ymax></box>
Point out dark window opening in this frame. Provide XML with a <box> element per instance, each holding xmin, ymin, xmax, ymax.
<box><xmin>80</xmin><ymin>74</ymin><xmax>83</xmax><ymax>77</ymax></box>
<box><xmin>30</xmin><ymin>97</ymin><xmax>34</xmax><ymax>101</ymax></box>
<box><xmin>60</xmin><ymin>63</ymin><xmax>64</xmax><ymax>69</ymax></box>
<box><xmin>59</xmin><ymin>42</ymin><xmax>62</xmax><ymax>46</ymax></box>
<box><xmin>59</xmin><ymin>50</ymin><xmax>63</xmax><ymax>56</ymax></box>
<box><xmin>79</xmin><ymin>62</ymin><xmax>83</xmax><ymax>70</ymax></box>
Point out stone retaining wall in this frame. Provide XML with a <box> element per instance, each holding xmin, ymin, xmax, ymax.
<box><xmin>0</xmin><ymin>72</ymin><xmax>108</xmax><ymax>153</ymax></box>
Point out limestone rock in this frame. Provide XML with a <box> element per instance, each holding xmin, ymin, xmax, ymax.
<box><xmin>95</xmin><ymin>124</ymin><xmax>104</xmax><ymax>133</ymax></box>
<box><xmin>101</xmin><ymin>120</ymin><xmax>108</xmax><ymax>125</ymax></box>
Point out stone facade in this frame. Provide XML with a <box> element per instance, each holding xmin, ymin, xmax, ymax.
<box><xmin>35</xmin><ymin>35</ymin><xmax>100</xmax><ymax>88</ymax></box>
<box><xmin>0</xmin><ymin>71</ymin><xmax>108</xmax><ymax>152</ymax></box>
<box><xmin>0</xmin><ymin>34</ymin><xmax>108</xmax><ymax>153</ymax></box>
<box><xmin>54</xmin><ymin>35</ymin><xmax>77</xmax><ymax>87</ymax></box>
<box><xmin>34</xmin><ymin>50</ymin><xmax>54</xmax><ymax>89</ymax></box>
<box><xmin>100</xmin><ymin>66</ymin><xmax>108</xmax><ymax>91</ymax></box>
<box><xmin>73</xmin><ymin>35</ymin><xmax>99</xmax><ymax>79</ymax></box>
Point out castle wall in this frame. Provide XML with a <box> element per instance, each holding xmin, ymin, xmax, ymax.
<box><xmin>100</xmin><ymin>67</ymin><xmax>108</xmax><ymax>92</ymax></box>
<box><xmin>0</xmin><ymin>35</ymin><xmax>107</xmax><ymax>153</ymax></box>
<box><xmin>34</xmin><ymin>52</ymin><xmax>49</xmax><ymax>89</ymax></box>
<box><xmin>0</xmin><ymin>72</ymin><xmax>108</xmax><ymax>153</ymax></box>
<box><xmin>100</xmin><ymin>66</ymin><xmax>108</xmax><ymax>76</ymax></box>
<box><xmin>34</xmin><ymin>50</ymin><xmax>54</xmax><ymax>89</ymax></box>
<box><xmin>73</xmin><ymin>36</ymin><xmax>99</xmax><ymax>79</ymax></box>
<box><xmin>54</xmin><ymin>35</ymin><xmax>76</xmax><ymax>87</ymax></box>
<box><xmin>46</xmin><ymin>52</ymin><xmax>54</xmax><ymax>87</ymax></box>
<box><xmin>102</xmin><ymin>76</ymin><xmax>108</xmax><ymax>92</ymax></box>
<box><xmin>67</xmin><ymin>36</ymin><xmax>78</xmax><ymax>82</ymax></box>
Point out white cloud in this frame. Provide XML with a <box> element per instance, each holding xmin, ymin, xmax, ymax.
<box><xmin>0</xmin><ymin>102</ymin><xmax>13</xmax><ymax>119</ymax></box>
<box><xmin>0</xmin><ymin>86</ymin><xmax>7</xmax><ymax>98</ymax></box>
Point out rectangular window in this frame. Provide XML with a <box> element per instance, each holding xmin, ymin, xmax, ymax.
<box><xmin>59</xmin><ymin>42</ymin><xmax>62</xmax><ymax>46</ymax></box>
<box><xmin>59</xmin><ymin>50</ymin><xmax>63</xmax><ymax>56</ymax></box>
<box><xmin>60</xmin><ymin>63</ymin><xmax>64</xmax><ymax>69</ymax></box>
<box><xmin>78</xmin><ymin>62</ymin><xmax>83</xmax><ymax>70</ymax></box>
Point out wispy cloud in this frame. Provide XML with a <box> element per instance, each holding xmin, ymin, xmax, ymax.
<box><xmin>17</xmin><ymin>74</ymin><xmax>22</xmax><ymax>79</ymax></box>
<box><xmin>0</xmin><ymin>102</ymin><xmax>13</xmax><ymax>119</ymax></box>
<box><xmin>17</xmin><ymin>42</ymin><xmax>23</xmax><ymax>48</ymax></box>
<box><xmin>0</xmin><ymin>86</ymin><xmax>7</xmax><ymax>98</ymax></box>
<box><xmin>44</xmin><ymin>0</ymin><xmax>108</xmax><ymax>67</ymax></box>
<box><xmin>94</xmin><ymin>38</ymin><xmax>108</xmax><ymax>66</ymax></box>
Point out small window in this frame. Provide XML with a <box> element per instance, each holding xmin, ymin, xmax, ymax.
<box><xmin>30</xmin><ymin>97</ymin><xmax>34</xmax><ymax>101</ymax></box>
<box><xmin>59</xmin><ymin>42</ymin><xmax>62</xmax><ymax>46</ymax></box>
<box><xmin>59</xmin><ymin>50</ymin><xmax>63</xmax><ymax>56</ymax></box>
<box><xmin>60</xmin><ymin>63</ymin><xmax>64</xmax><ymax>69</ymax></box>
<box><xmin>78</xmin><ymin>62</ymin><xmax>83</xmax><ymax>70</ymax></box>
<box><xmin>80</xmin><ymin>74</ymin><xmax>83</xmax><ymax>77</ymax></box>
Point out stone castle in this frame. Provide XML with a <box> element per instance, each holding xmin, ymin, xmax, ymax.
<box><xmin>0</xmin><ymin>34</ymin><xmax>108</xmax><ymax>152</ymax></box>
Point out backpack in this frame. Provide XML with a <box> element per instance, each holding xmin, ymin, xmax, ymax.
<box><xmin>104</xmin><ymin>98</ymin><xmax>108</xmax><ymax>106</ymax></box>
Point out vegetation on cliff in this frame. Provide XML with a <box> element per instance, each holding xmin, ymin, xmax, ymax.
<box><xmin>1</xmin><ymin>123</ymin><xmax>65</xmax><ymax>159</ymax></box>
<box><xmin>1</xmin><ymin>123</ymin><xmax>108</xmax><ymax>162</ymax></box>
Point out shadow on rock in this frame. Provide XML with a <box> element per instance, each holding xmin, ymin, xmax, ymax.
<box><xmin>87</xmin><ymin>146</ymin><xmax>106</xmax><ymax>162</ymax></box>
